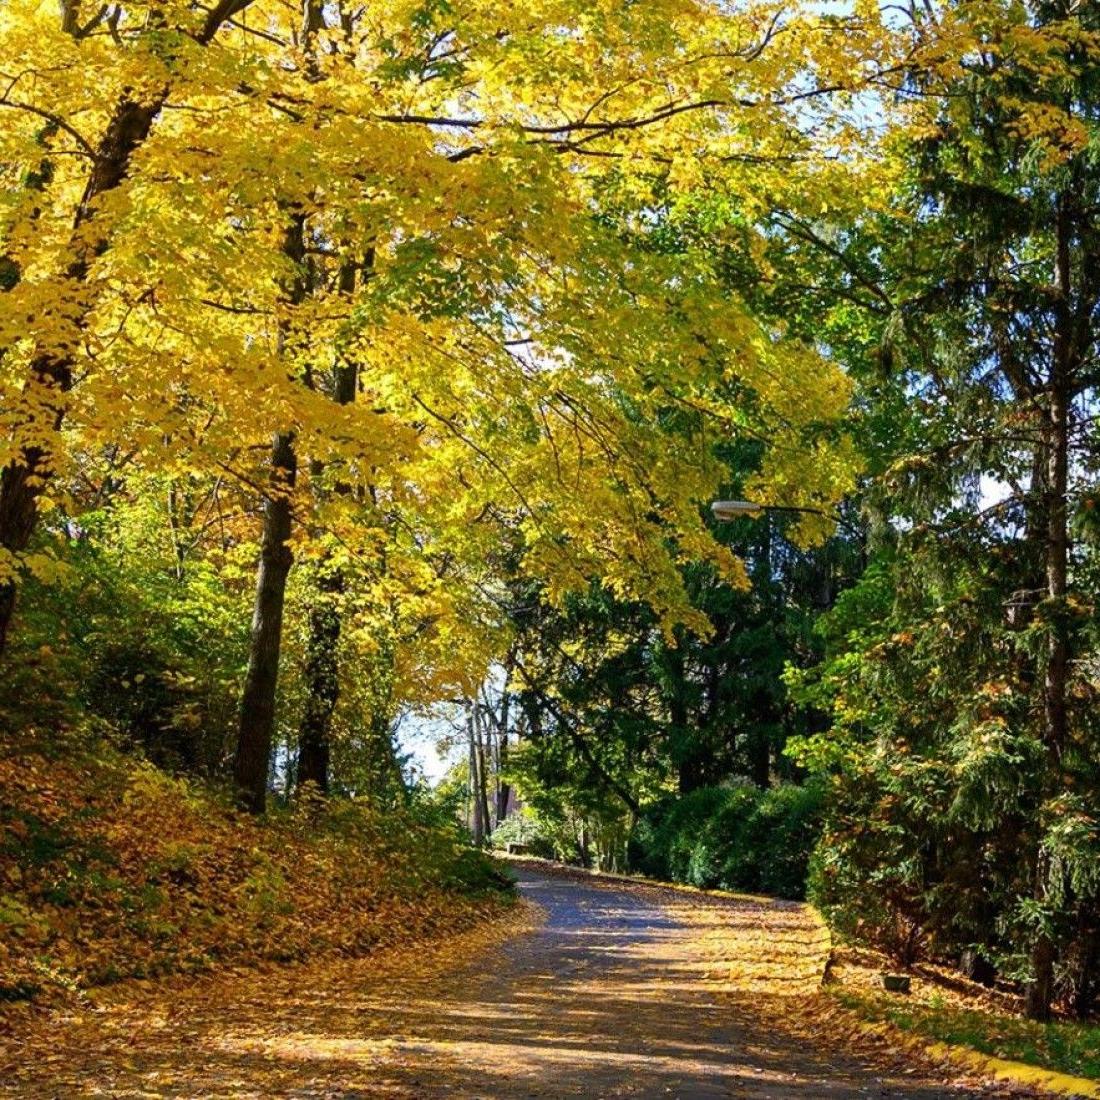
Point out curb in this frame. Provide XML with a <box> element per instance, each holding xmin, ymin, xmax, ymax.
<box><xmin>819</xmin><ymin>962</ymin><xmax>1100</xmax><ymax>1098</ymax></box>
<box><xmin>922</xmin><ymin>1040</ymin><xmax>1100</xmax><ymax>1099</ymax></box>
<box><xmin>842</xmin><ymin>1012</ymin><xmax>1100</xmax><ymax>1099</ymax></box>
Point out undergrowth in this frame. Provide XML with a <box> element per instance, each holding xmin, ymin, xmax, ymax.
<box><xmin>0</xmin><ymin>725</ymin><xmax>511</xmax><ymax>1006</ymax></box>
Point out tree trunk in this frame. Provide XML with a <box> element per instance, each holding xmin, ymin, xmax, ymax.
<box><xmin>0</xmin><ymin>0</ymin><xmax>254</xmax><ymax>655</ymax></box>
<box><xmin>1027</xmin><ymin>195</ymin><xmax>1073</xmax><ymax>1022</ymax></box>
<box><xmin>232</xmin><ymin>208</ymin><xmax>309</xmax><ymax>813</ymax></box>
<box><xmin>478</xmin><ymin>741</ymin><xmax>492</xmax><ymax>836</ymax></box>
<box><xmin>468</xmin><ymin>708</ymin><xmax>484</xmax><ymax>846</ymax></box>
<box><xmin>233</xmin><ymin>431</ymin><xmax>297</xmax><ymax>813</ymax></box>
<box><xmin>244</xmin><ymin>0</ymin><xmax>327</xmax><ymax>797</ymax></box>
<box><xmin>474</xmin><ymin>706</ymin><xmax>492</xmax><ymax>839</ymax></box>
<box><xmin>1027</xmin><ymin>935</ymin><xmax>1057</xmax><ymax>1022</ymax></box>
<box><xmin>749</xmin><ymin>727</ymin><xmax>771</xmax><ymax>789</ymax></box>
<box><xmin>668</xmin><ymin>641</ymin><xmax>701</xmax><ymax>795</ymax></box>
<box><xmin>0</xmin><ymin>0</ymin><xmax>259</xmax><ymax>655</ymax></box>
<box><xmin>0</xmin><ymin>434</ymin><xmax>60</xmax><ymax>655</ymax></box>
<box><xmin>296</xmin><ymin>567</ymin><xmax>341</xmax><ymax>794</ymax></box>
<box><xmin>293</xmin><ymin>251</ymin><xmax>364</xmax><ymax>797</ymax></box>
<box><xmin>1071</xmin><ymin>917</ymin><xmax>1098</xmax><ymax>1019</ymax></box>
<box><xmin>0</xmin><ymin>95</ymin><xmax>165</xmax><ymax>657</ymax></box>
<box><xmin>496</xmin><ymin>692</ymin><xmax>511</xmax><ymax>825</ymax></box>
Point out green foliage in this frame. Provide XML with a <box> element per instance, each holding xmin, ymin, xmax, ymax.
<box><xmin>789</xmin><ymin>548</ymin><xmax>1060</xmax><ymax>970</ymax></box>
<box><xmin>629</xmin><ymin>782</ymin><xmax>824</xmax><ymax>900</ymax></box>
<box><xmin>2</xmin><ymin>499</ymin><xmax>248</xmax><ymax>774</ymax></box>
<box><xmin>503</xmin><ymin>737</ymin><xmax>638</xmax><ymax>870</ymax></box>
<box><xmin>489</xmin><ymin>811</ymin><xmax>557</xmax><ymax>860</ymax></box>
<box><xmin>765</xmin><ymin>1</ymin><xmax>1100</xmax><ymax>1016</ymax></box>
<box><xmin>500</xmin><ymin>453</ymin><xmax>860</xmax><ymax>882</ymax></box>
<box><xmin>437</xmin><ymin>848</ymin><xmax>515</xmax><ymax>896</ymax></box>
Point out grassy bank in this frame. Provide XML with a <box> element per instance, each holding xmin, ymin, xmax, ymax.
<box><xmin>827</xmin><ymin>946</ymin><xmax>1100</xmax><ymax>1084</ymax></box>
<box><xmin>0</xmin><ymin>727</ymin><xmax>511</xmax><ymax>1006</ymax></box>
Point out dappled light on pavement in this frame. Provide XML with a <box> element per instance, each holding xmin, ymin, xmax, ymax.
<box><xmin>1</xmin><ymin>868</ymin><xmax>1031</xmax><ymax>1098</ymax></box>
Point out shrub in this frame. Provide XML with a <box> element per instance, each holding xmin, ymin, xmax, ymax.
<box><xmin>490</xmin><ymin>810</ymin><xmax>557</xmax><ymax>860</ymax></box>
<box><xmin>805</xmin><ymin>766</ymin><xmax>938</xmax><ymax>966</ymax></box>
<box><xmin>628</xmin><ymin>781</ymin><xmax>824</xmax><ymax>900</ymax></box>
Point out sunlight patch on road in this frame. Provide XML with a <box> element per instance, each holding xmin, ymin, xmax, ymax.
<box><xmin>212</xmin><ymin>1031</ymin><xmax>813</xmax><ymax>1089</ymax></box>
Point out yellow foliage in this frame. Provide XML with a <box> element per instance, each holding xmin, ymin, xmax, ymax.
<box><xmin>0</xmin><ymin>0</ymin><xmax>885</xmax><ymax>681</ymax></box>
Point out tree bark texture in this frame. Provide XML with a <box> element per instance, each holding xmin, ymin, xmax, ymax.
<box><xmin>233</xmin><ymin>431</ymin><xmax>297</xmax><ymax>813</ymax></box>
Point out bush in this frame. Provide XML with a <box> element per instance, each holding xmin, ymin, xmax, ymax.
<box><xmin>805</xmin><ymin>765</ymin><xmax>943</xmax><ymax>967</ymax></box>
<box><xmin>490</xmin><ymin>810</ymin><xmax>557</xmax><ymax>860</ymax></box>
<box><xmin>628</xmin><ymin>781</ymin><xmax>824</xmax><ymax>900</ymax></box>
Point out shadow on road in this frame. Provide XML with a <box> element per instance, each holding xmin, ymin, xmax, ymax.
<box><xmin>5</xmin><ymin>868</ymin><xmax>1007</xmax><ymax>1098</ymax></box>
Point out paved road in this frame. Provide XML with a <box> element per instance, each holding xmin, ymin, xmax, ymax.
<box><xmin>423</xmin><ymin>867</ymin><xmax>1007</xmax><ymax>1099</ymax></box>
<box><xmin>3</xmin><ymin>866</ymin><xmax>1025</xmax><ymax>1098</ymax></box>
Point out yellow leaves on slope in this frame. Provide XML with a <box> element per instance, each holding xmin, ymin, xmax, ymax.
<box><xmin>0</xmin><ymin>740</ymin><xmax>510</xmax><ymax>1006</ymax></box>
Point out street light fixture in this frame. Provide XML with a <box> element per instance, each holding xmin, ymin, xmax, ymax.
<box><xmin>710</xmin><ymin>499</ymin><xmax>765</xmax><ymax>521</ymax></box>
<box><xmin>712</xmin><ymin>499</ymin><xmax>828</xmax><ymax>522</ymax></box>
<box><xmin>711</xmin><ymin>499</ymin><xmax>864</xmax><ymax>540</ymax></box>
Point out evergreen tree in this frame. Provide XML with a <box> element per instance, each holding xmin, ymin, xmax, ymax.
<box><xmin>790</xmin><ymin>0</ymin><xmax>1100</xmax><ymax>1019</ymax></box>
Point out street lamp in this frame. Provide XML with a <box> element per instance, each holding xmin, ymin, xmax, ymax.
<box><xmin>711</xmin><ymin>500</ymin><xmax>864</xmax><ymax>540</ymax></box>
<box><xmin>711</xmin><ymin>499</ymin><xmax>831</xmax><ymax>523</ymax></box>
<box><xmin>710</xmin><ymin>499</ymin><xmax>765</xmax><ymax>521</ymax></box>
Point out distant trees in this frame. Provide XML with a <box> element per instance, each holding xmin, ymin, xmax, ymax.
<box><xmin>479</xmin><ymin>499</ymin><xmax>861</xmax><ymax>870</ymax></box>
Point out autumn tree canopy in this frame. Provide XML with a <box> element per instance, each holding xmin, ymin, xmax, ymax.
<box><xmin>0</xmin><ymin>0</ymin><xmax>884</xmax><ymax>656</ymax></box>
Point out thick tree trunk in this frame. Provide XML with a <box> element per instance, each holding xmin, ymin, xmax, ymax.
<box><xmin>0</xmin><ymin>430</ymin><xmax>60</xmax><ymax>655</ymax></box>
<box><xmin>0</xmin><ymin>96</ymin><xmax>164</xmax><ymax>657</ymax></box>
<box><xmin>239</xmin><ymin>0</ymin><xmax>324</xmax><ymax>806</ymax></box>
<box><xmin>478</xmin><ymin>743</ymin><xmax>492</xmax><ymax>837</ymax></box>
<box><xmin>233</xmin><ymin>208</ymin><xmax>309</xmax><ymax>813</ymax></box>
<box><xmin>1027</xmin><ymin>936</ymin><xmax>1057</xmax><ymax>1022</ymax></box>
<box><xmin>495</xmin><ymin>734</ymin><xmax>510</xmax><ymax>824</ymax></box>
<box><xmin>233</xmin><ymin>431</ymin><xmax>297</xmax><ymax>813</ymax></box>
<box><xmin>749</xmin><ymin>726</ymin><xmax>771</xmax><ymax>789</ymax></box>
<box><xmin>245</xmin><ymin>0</ymin><xmax>328</xmax><ymax>799</ymax></box>
<box><xmin>668</xmin><ymin>642</ymin><xmax>703</xmax><ymax>795</ymax></box>
<box><xmin>1071</xmin><ymin>916</ymin><xmax>1098</xmax><ymax>1019</ymax></box>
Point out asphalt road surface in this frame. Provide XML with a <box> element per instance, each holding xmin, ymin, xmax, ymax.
<box><xmin>2</xmin><ymin>865</ymin><xmax>1032</xmax><ymax>1098</ymax></box>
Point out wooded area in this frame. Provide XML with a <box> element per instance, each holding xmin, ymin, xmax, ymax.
<box><xmin>1</xmin><ymin>0</ymin><xmax>1098</xmax><ymax>1065</ymax></box>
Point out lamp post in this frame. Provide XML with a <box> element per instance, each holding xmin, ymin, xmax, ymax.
<box><xmin>710</xmin><ymin>499</ymin><xmax>766</xmax><ymax>521</ymax></box>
